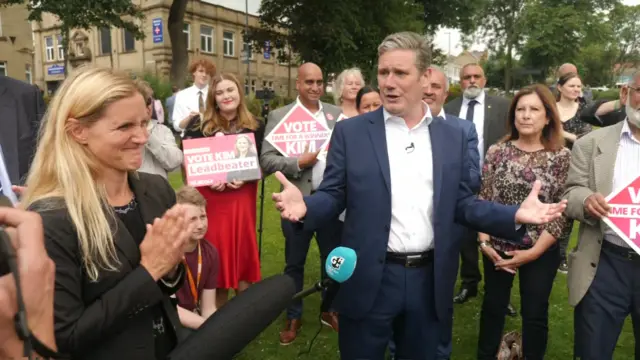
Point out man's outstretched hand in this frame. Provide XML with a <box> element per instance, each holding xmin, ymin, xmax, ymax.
<box><xmin>515</xmin><ymin>180</ymin><xmax>568</xmax><ymax>225</ymax></box>
<box><xmin>272</xmin><ymin>171</ymin><xmax>307</xmax><ymax>222</ymax></box>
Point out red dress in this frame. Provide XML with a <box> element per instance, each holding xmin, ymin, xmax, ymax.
<box><xmin>198</xmin><ymin>182</ymin><xmax>261</xmax><ymax>289</ymax></box>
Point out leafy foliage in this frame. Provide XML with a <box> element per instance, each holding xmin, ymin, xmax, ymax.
<box><xmin>2</xmin><ymin>0</ymin><xmax>144</xmax><ymax>38</ymax></box>
<box><xmin>253</xmin><ymin>0</ymin><xmax>425</xmax><ymax>81</ymax></box>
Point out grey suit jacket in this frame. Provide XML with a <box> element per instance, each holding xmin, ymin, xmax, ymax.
<box><xmin>0</xmin><ymin>76</ymin><xmax>46</xmax><ymax>185</ymax></box>
<box><xmin>444</xmin><ymin>94</ymin><xmax>511</xmax><ymax>154</ymax></box>
<box><xmin>260</xmin><ymin>101</ymin><xmax>343</xmax><ymax>195</ymax></box>
<box><xmin>562</xmin><ymin>121</ymin><xmax>625</xmax><ymax>306</ymax></box>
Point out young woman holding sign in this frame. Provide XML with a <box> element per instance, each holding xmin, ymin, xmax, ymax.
<box><xmin>188</xmin><ymin>73</ymin><xmax>265</xmax><ymax>308</ymax></box>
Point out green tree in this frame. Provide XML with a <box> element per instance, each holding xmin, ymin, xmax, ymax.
<box><xmin>2</xmin><ymin>0</ymin><xmax>144</xmax><ymax>76</ymax></box>
<box><xmin>465</xmin><ymin>0</ymin><xmax>527</xmax><ymax>92</ymax></box>
<box><xmin>608</xmin><ymin>4</ymin><xmax>640</xmax><ymax>77</ymax></box>
<box><xmin>253</xmin><ymin>0</ymin><xmax>425</xmax><ymax>81</ymax></box>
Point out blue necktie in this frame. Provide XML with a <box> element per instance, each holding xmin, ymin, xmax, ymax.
<box><xmin>465</xmin><ymin>99</ymin><xmax>478</xmax><ymax>122</ymax></box>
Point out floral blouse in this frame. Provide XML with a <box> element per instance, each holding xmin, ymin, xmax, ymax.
<box><xmin>478</xmin><ymin>141</ymin><xmax>571</xmax><ymax>252</ymax></box>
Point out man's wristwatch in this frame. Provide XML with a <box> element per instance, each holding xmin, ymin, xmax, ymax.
<box><xmin>478</xmin><ymin>240</ymin><xmax>490</xmax><ymax>249</ymax></box>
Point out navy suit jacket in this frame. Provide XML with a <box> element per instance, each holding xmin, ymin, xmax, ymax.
<box><xmin>445</xmin><ymin>113</ymin><xmax>480</xmax><ymax>194</ymax></box>
<box><xmin>302</xmin><ymin>107</ymin><xmax>522</xmax><ymax>321</ymax></box>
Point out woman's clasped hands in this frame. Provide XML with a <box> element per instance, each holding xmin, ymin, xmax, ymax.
<box><xmin>139</xmin><ymin>204</ymin><xmax>195</xmax><ymax>281</ymax></box>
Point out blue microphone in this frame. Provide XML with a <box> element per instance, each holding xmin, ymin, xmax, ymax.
<box><xmin>325</xmin><ymin>246</ymin><xmax>357</xmax><ymax>283</ymax></box>
<box><xmin>292</xmin><ymin>246</ymin><xmax>357</xmax><ymax>300</ymax></box>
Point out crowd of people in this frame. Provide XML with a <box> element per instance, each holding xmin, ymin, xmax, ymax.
<box><xmin>0</xmin><ymin>29</ymin><xmax>638</xmax><ymax>360</ymax></box>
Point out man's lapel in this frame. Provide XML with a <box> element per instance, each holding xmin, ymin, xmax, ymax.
<box><xmin>429</xmin><ymin>117</ymin><xmax>447</xmax><ymax>212</ymax></box>
<box><xmin>322</xmin><ymin>102</ymin><xmax>338</xmax><ymax>129</ymax></box>
<box><xmin>368</xmin><ymin>108</ymin><xmax>391</xmax><ymax>193</ymax></box>
<box><xmin>594</xmin><ymin>122</ymin><xmax>625</xmax><ymax>197</ymax></box>
<box><xmin>0</xmin><ymin>82</ymin><xmax>20</xmax><ymax>184</ymax></box>
<box><xmin>483</xmin><ymin>95</ymin><xmax>494</xmax><ymax>140</ymax></box>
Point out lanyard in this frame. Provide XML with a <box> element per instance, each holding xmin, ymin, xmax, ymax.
<box><xmin>184</xmin><ymin>243</ymin><xmax>202</xmax><ymax>307</ymax></box>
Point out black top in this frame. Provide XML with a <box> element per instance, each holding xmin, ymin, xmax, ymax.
<box><xmin>113</xmin><ymin>197</ymin><xmax>175</xmax><ymax>360</ymax></box>
<box><xmin>31</xmin><ymin>172</ymin><xmax>186</xmax><ymax>360</ymax></box>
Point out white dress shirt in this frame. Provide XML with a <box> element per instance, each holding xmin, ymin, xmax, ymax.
<box><xmin>385</xmin><ymin>103</ymin><xmax>435</xmax><ymax>253</ymax></box>
<box><xmin>171</xmin><ymin>84</ymin><xmax>209</xmax><ymax>133</ymax></box>
<box><xmin>605</xmin><ymin>120</ymin><xmax>640</xmax><ymax>248</ymax></box>
<box><xmin>459</xmin><ymin>91</ymin><xmax>486</xmax><ymax>165</ymax></box>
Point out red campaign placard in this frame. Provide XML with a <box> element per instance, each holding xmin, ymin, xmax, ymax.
<box><xmin>182</xmin><ymin>133</ymin><xmax>262</xmax><ymax>187</ymax></box>
<box><xmin>264</xmin><ymin>104</ymin><xmax>332</xmax><ymax>157</ymax></box>
<box><xmin>603</xmin><ymin>175</ymin><xmax>640</xmax><ymax>255</ymax></box>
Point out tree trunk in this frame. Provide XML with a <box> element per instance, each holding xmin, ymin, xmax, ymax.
<box><xmin>168</xmin><ymin>0</ymin><xmax>188</xmax><ymax>88</ymax></box>
<box><xmin>62</xmin><ymin>26</ymin><xmax>70</xmax><ymax>77</ymax></box>
<box><xmin>504</xmin><ymin>41</ymin><xmax>513</xmax><ymax>92</ymax></box>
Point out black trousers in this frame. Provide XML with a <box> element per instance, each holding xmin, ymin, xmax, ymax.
<box><xmin>477</xmin><ymin>245</ymin><xmax>560</xmax><ymax>360</ymax></box>
<box><xmin>459</xmin><ymin>227</ymin><xmax>481</xmax><ymax>289</ymax></box>
<box><xmin>574</xmin><ymin>242</ymin><xmax>640</xmax><ymax>359</ymax></box>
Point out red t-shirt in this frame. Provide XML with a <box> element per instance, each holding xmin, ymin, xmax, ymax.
<box><xmin>176</xmin><ymin>240</ymin><xmax>219</xmax><ymax>312</ymax></box>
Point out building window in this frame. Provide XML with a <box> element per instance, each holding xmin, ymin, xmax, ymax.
<box><xmin>244</xmin><ymin>78</ymin><xmax>249</xmax><ymax>94</ymax></box>
<box><xmin>200</xmin><ymin>25</ymin><xmax>213</xmax><ymax>53</ymax></box>
<box><xmin>122</xmin><ymin>29</ymin><xmax>135</xmax><ymax>52</ymax></box>
<box><xmin>56</xmin><ymin>34</ymin><xmax>64</xmax><ymax>60</ymax></box>
<box><xmin>251</xmin><ymin>79</ymin><xmax>256</xmax><ymax>93</ymax></box>
<box><xmin>25</xmin><ymin>64</ymin><xmax>32</xmax><ymax>83</ymax></box>
<box><xmin>183</xmin><ymin>23</ymin><xmax>191</xmax><ymax>50</ymax></box>
<box><xmin>223</xmin><ymin>31</ymin><xmax>234</xmax><ymax>56</ymax></box>
<box><xmin>44</xmin><ymin>36</ymin><xmax>54</xmax><ymax>61</ymax></box>
<box><xmin>0</xmin><ymin>13</ymin><xmax>3</xmax><ymax>37</ymax></box>
<box><xmin>268</xmin><ymin>81</ymin><xmax>273</xmax><ymax>89</ymax></box>
<box><xmin>75</xmin><ymin>42</ymin><xmax>84</xmax><ymax>56</ymax></box>
<box><xmin>242</xmin><ymin>38</ymin><xmax>253</xmax><ymax>60</ymax></box>
<box><xmin>99</xmin><ymin>28</ymin><xmax>111</xmax><ymax>55</ymax></box>
<box><xmin>0</xmin><ymin>62</ymin><xmax>6</xmax><ymax>76</ymax></box>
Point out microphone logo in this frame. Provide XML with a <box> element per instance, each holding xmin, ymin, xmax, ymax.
<box><xmin>330</xmin><ymin>256</ymin><xmax>344</xmax><ymax>270</ymax></box>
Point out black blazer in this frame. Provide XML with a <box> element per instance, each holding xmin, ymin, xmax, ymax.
<box><xmin>444</xmin><ymin>94</ymin><xmax>511</xmax><ymax>154</ymax></box>
<box><xmin>0</xmin><ymin>76</ymin><xmax>46</xmax><ymax>184</ymax></box>
<box><xmin>30</xmin><ymin>173</ymin><xmax>186</xmax><ymax>360</ymax></box>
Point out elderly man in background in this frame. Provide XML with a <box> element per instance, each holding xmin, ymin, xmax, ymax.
<box><xmin>443</xmin><ymin>63</ymin><xmax>516</xmax><ymax>316</ymax></box>
<box><xmin>563</xmin><ymin>70</ymin><xmax>640</xmax><ymax>359</ymax></box>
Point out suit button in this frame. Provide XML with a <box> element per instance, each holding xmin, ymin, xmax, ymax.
<box><xmin>307</xmin><ymin>179</ymin><xmax>311</xmax><ymax>182</ymax></box>
<box><xmin>379</xmin><ymin>258</ymin><xmax>384</xmax><ymax>264</ymax></box>
<box><xmin>598</xmin><ymin>240</ymin><xmax>602</xmax><ymax>244</ymax></box>
<box><xmin>384</xmin><ymin>225</ymin><xmax>390</xmax><ymax>232</ymax></box>
<box><xmin>591</xmin><ymin>262</ymin><xmax>597</xmax><ymax>268</ymax></box>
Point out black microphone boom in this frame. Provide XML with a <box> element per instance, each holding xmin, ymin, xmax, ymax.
<box><xmin>292</xmin><ymin>278</ymin><xmax>331</xmax><ymax>300</ymax></box>
<box><xmin>168</xmin><ymin>274</ymin><xmax>296</xmax><ymax>360</ymax></box>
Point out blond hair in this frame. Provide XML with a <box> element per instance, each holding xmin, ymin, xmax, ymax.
<box><xmin>333</xmin><ymin>68</ymin><xmax>365</xmax><ymax>105</ymax></box>
<box><xmin>22</xmin><ymin>66</ymin><xmax>142</xmax><ymax>281</ymax></box>
<box><xmin>176</xmin><ymin>186</ymin><xmax>207</xmax><ymax>207</ymax></box>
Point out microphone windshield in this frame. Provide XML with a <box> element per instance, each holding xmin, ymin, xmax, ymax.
<box><xmin>168</xmin><ymin>274</ymin><xmax>296</xmax><ymax>360</ymax></box>
<box><xmin>325</xmin><ymin>246</ymin><xmax>357</xmax><ymax>283</ymax></box>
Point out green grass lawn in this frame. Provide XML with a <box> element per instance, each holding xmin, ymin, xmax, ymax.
<box><xmin>168</xmin><ymin>172</ymin><xmax>635</xmax><ymax>359</ymax></box>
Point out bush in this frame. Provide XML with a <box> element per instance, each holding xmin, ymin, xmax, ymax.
<box><xmin>320</xmin><ymin>94</ymin><xmax>335</xmax><ymax>105</ymax></box>
<box><xmin>141</xmin><ymin>73</ymin><xmax>174</xmax><ymax>105</ymax></box>
<box><xmin>448</xmin><ymin>83</ymin><xmax>462</xmax><ymax>100</ymax></box>
<box><xmin>245</xmin><ymin>93</ymin><xmax>263</xmax><ymax>118</ymax></box>
<box><xmin>592</xmin><ymin>89</ymin><xmax>619</xmax><ymax>101</ymax></box>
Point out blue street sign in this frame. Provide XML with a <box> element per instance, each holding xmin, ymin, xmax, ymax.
<box><xmin>264</xmin><ymin>40</ymin><xmax>271</xmax><ymax>60</ymax></box>
<box><xmin>47</xmin><ymin>64</ymin><xmax>64</xmax><ymax>75</ymax></box>
<box><xmin>152</xmin><ymin>18</ymin><xmax>163</xmax><ymax>43</ymax></box>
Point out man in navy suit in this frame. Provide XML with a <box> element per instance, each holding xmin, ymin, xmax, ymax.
<box><xmin>423</xmin><ymin>65</ymin><xmax>479</xmax><ymax>360</ymax></box>
<box><xmin>272</xmin><ymin>32</ymin><xmax>567</xmax><ymax>360</ymax></box>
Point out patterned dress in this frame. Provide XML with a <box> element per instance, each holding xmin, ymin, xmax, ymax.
<box><xmin>478</xmin><ymin>141</ymin><xmax>571</xmax><ymax>252</ymax></box>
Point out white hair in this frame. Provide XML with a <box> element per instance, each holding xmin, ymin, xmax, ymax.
<box><xmin>378</xmin><ymin>32</ymin><xmax>432</xmax><ymax>73</ymax></box>
<box><xmin>428</xmin><ymin>65</ymin><xmax>449</xmax><ymax>91</ymax></box>
<box><xmin>333</xmin><ymin>67</ymin><xmax>365</xmax><ymax>105</ymax></box>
